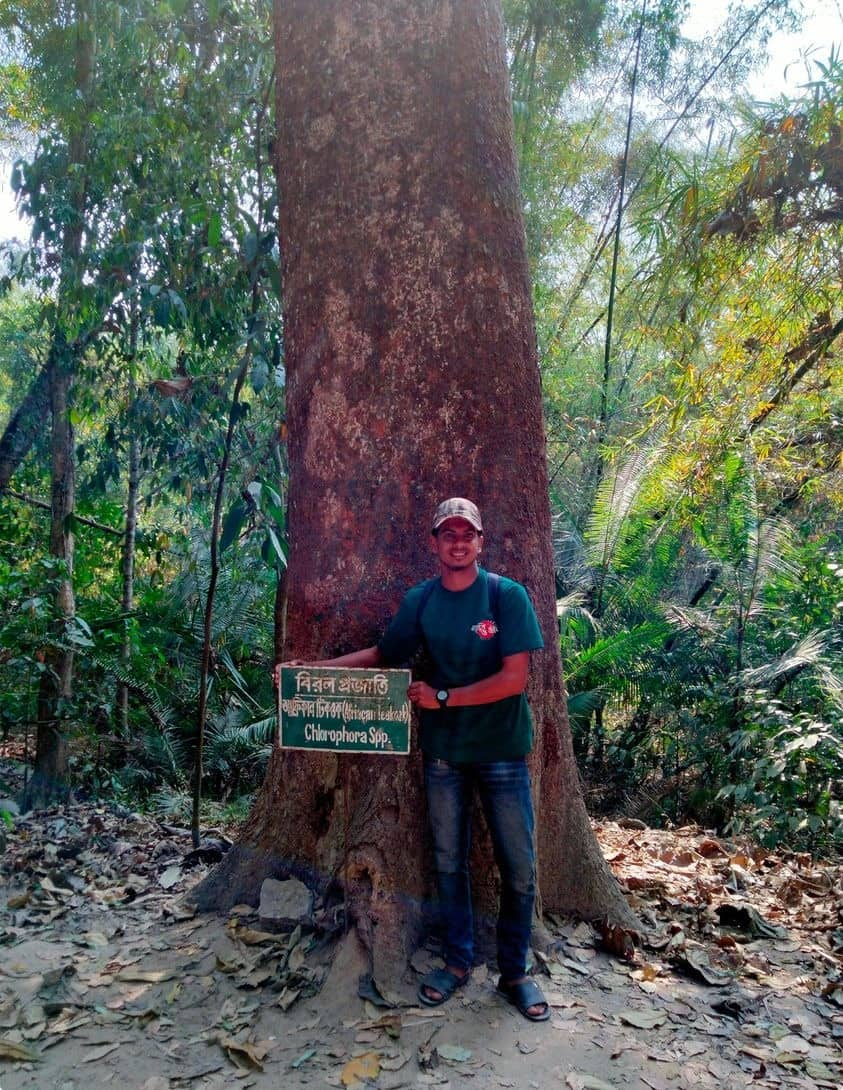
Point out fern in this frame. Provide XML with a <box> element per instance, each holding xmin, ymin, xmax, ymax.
<box><xmin>88</xmin><ymin>650</ymin><xmax>174</xmax><ymax>731</ymax></box>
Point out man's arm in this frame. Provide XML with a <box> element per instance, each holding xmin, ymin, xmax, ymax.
<box><xmin>407</xmin><ymin>652</ymin><xmax>529</xmax><ymax>710</ymax></box>
<box><xmin>311</xmin><ymin>646</ymin><xmax>383</xmax><ymax>669</ymax></box>
<box><xmin>274</xmin><ymin>645</ymin><xmax>383</xmax><ymax>685</ymax></box>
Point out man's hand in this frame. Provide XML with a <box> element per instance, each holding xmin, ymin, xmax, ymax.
<box><xmin>273</xmin><ymin>660</ymin><xmax>306</xmax><ymax>687</ymax></box>
<box><xmin>407</xmin><ymin>680</ymin><xmax>439</xmax><ymax>709</ymax></box>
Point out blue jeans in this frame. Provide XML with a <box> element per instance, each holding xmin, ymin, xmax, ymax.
<box><xmin>423</xmin><ymin>757</ymin><xmax>536</xmax><ymax>982</ymax></box>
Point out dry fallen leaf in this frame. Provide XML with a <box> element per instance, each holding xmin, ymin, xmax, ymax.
<box><xmin>218</xmin><ymin>1034</ymin><xmax>272</xmax><ymax>1071</ymax></box>
<box><xmin>379</xmin><ymin>1051</ymin><xmax>411</xmax><ymax>1072</ymax></box>
<box><xmin>277</xmin><ymin>987</ymin><xmax>301</xmax><ymax>1011</ymax></box>
<box><xmin>659</xmin><ymin>850</ymin><xmax>696</xmax><ymax>868</ymax></box>
<box><xmin>774</xmin><ymin>1050</ymin><xmax>805</xmax><ymax>1065</ymax></box>
<box><xmin>341</xmin><ymin>1050</ymin><xmax>381</xmax><ymax>1087</ymax></box>
<box><xmin>359</xmin><ymin>1012</ymin><xmax>402</xmax><ymax>1038</ymax></box>
<box><xmin>805</xmin><ymin>1059</ymin><xmax>839</xmax><ymax>1081</ymax></box>
<box><xmin>597</xmin><ymin>918</ymin><xmax>638</xmax><ymax>961</ymax></box>
<box><xmin>632</xmin><ymin>963</ymin><xmax>660</xmax><ymax>983</ymax></box>
<box><xmin>228</xmin><ymin>923</ymin><xmax>280</xmax><ymax>946</ymax></box>
<box><xmin>288</xmin><ymin>941</ymin><xmax>307</xmax><ymax>972</ymax></box>
<box><xmin>566</xmin><ymin>1073</ymin><xmax>616</xmax><ymax>1090</ymax></box>
<box><xmin>562</xmin><ymin>957</ymin><xmax>593</xmax><ymax>976</ymax></box>
<box><xmin>774</xmin><ymin>1034</ymin><xmax>811</xmax><ymax>1055</ymax></box>
<box><xmin>116</xmin><ymin>968</ymin><xmax>177</xmax><ymax>984</ymax></box>
<box><xmin>82</xmin><ymin>1042</ymin><xmax>120</xmax><ymax>1062</ymax></box>
<box><xmin>0</xmin><ymin>995</ymin><xmax>20</xmax><ymax>1030</ymax></box>
<box><xmin>0</xmin><ymin>1037</ymin><xmax>40</xmax><ymax>1062</ymax></box>
<box><xmin>439</xmin><ymin>1044</ymin><xmax>473</xmax><ymax>1062</ymax></box>
<box><xmin>158</xmin><ymin>865</ymin><xmax>182</xmax><ymax>890</ymax></box>
<box><xmin>697</xmin><ymin>838</ymin><xmax>725</xmax><ymax>858</ymax></box>
<box><xmin>619</xmin><ymin>1009</ymin><xmax>667</xmax><ymax>1029</ymax></box>
<box><xmin>672</xmin><ymin>948</ymin><xmax>731</xmax><ymax>986</ymax></box>
<box><xmin>80</xmin><ymin>931</ymin><xmax>109</xmax><ymax>947</ymax></box>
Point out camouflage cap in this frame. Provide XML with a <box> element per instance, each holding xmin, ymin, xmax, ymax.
<box><xmin>432</xmin><ymin>497</ymin><xmax>483</xmax><ymax>533</ymax></box>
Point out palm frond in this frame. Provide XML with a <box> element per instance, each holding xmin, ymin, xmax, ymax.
<box><xmin>661</xmin><ymin>603</ymin><xmax>720</xmax><ymax>636</ymax></box>
<box><xmin>202</xmin><ymin>709</ymin><xmax>275</xmax><ymax>777</ymax></box>
<box><xmin>88</xmin><ymin>651</ymin><xmax>174</xmax><ymax>731</ymax></box>
<box><xmin>740</xmin><ymin>630</ymin><xmax>830</xmax><ymax>689</ymax></box>
<box><xmin>217</xmin><ymin>647</ymin><xmax>262</xmax><ymax>709</ymax></box>
<box><xmin>566</xmin><ymin>689</ymin><xmax>605</xmax><ymax>719</ymax></box>
<box><xmin>556</xmin><ymin>591</ymin><xmax>598</xmax><ymax>631</ymax></box>
<box><xmin>584</xmin><ymin>442</ymin><xmax>664</xmax><ymax>574</ymax></box>
<box><xmin>743</xmin><ymin>516</ymin><xmax>798</xmax><ymax>610</ymax></box>
<box><xmin>564</xmin><ymin>620</ymin><xmax>672</xmax><ymax>684</ymax></box>
<box><xmin>129</xmin><ymin>726</ymin><xmax>188</xmax><ymax>782</ymax></box>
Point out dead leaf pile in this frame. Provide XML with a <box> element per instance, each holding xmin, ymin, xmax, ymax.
<box><xmin>1</xmin><ymin>801</ymin><xmax>230</xmax><ymax>933</ymax></box>
<box><xmin>597</xmin><ymin>821</ymin><xmax>843</xmax><ymax>995</ymax></box>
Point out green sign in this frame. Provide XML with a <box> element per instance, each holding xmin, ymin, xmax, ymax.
<box><xmin>278</xmin><ymin>666</ymin><xmax>412</xmax><ymax>755</ymax></box>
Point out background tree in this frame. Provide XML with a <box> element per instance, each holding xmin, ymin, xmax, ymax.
<box><xmin>1</xmin><ymin>0</ymin><xmax>284</xmax><ymax>808</ymax></box>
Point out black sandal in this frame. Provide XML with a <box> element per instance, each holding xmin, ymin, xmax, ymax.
<box><xmin>496</xmin><ymin>976</ymin><xmax>550</xmax><ymax>1021</ymax></box>
<box><xmin>417</xmin><ymin>966</ymin><xmax>470</xmax><ymax>1006</ymax></box>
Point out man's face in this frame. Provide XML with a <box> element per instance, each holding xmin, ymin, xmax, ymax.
<box><xmin>430</xmin><ymin>517</ymin><xmax>482</xmax><ymax>572</ymax></box>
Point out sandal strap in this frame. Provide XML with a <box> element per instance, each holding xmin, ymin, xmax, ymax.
<box><xmin>498</xmin><ymin>976</ymin><xmax>548</xmax><ymax>1013</ymax></box>
<box><xmin>424</xmin><ymin>967</ymin><xmax>467</xmax><ymax>996</ymax></box>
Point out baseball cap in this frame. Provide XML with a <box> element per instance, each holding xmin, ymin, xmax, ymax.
<box><xmin>432</xmin><ymin>497</ymin><xmax>483</xmax><ymax>533</ymax></box>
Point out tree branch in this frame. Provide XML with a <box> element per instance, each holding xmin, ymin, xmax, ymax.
<box><xmin>6</xmin><ymin>490</ymin><xmax>124</xmax><ymax>537</ymax></box>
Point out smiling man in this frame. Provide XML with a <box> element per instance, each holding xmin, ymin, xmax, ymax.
<box><xmin>278</xmin><ymin>497</ymin><xmax>548</xmax><ymax>1021</ymax></box>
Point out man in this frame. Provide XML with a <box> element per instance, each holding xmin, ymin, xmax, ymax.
<box><xmin>279</xmin><ymin>497</ymin><xmax>548</xmax><ymax>1021</ymax></box>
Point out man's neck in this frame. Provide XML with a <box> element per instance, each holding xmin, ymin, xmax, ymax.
<box><xmin>439</xmin><ymin>562</ymin><xmax>480</xmax><ymax>592</ymax></box>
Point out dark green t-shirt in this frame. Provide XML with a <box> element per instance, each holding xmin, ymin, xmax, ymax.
<box><xmin>377</xmin><ymin>569</ymin><xmax>544</xmax><ymax>763</ymax></box>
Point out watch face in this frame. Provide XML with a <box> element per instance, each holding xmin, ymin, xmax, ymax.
<box><xmin>436</xmin><ymin>689</ymin><xmax>448</xmax><ymax>703</ymax></box>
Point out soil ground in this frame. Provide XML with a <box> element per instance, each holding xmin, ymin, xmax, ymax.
<box><xmin>0</xmin><ymin>784</ymin><xmax>840</xmax><ymax>1090</ymax></box>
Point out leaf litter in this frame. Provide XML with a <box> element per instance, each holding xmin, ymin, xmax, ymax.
<box><xmin>0</xmin><ymin>787</ymin><xmax>841</xmax><ymax>1087</ymax></box>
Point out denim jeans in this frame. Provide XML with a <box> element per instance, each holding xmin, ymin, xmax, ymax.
<box><xmin>423</xmin><ymin>757</ymin><xmax>536</xmax><ymax>982</ymax></box>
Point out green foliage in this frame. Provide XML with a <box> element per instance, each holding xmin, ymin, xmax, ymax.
<box><xmin>558</xmin><ymin>439</ymin><xmax>841</xmax><ymax>838</ymax></box>
<box><xmin>719</xmin><ymin>694</ymin><xmax>843</xmax><ymax>851</ymax></box>
<box><xmin>0</xmin><ymin>0</ymin><xmax>284</xmax><ymax>813</ymax></box>
<box><xmin>1</xmin><ymin>0</ymin><xmax>838</xmax><ymax>856</ymax></box>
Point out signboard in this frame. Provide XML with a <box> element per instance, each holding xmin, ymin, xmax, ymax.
<box><xmin>278</xmin><ymin>666</ymin><xmax>412</xmax><ymax>755</ymax></box>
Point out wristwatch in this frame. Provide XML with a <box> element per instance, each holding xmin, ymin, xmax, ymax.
<box><xmin>436</xmin><ymin>689</ymin><xmax>449</xmax><ymax>709</ymax></box>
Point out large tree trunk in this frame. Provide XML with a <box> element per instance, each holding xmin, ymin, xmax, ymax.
<box><xmin>21</xmin><ymin>0</ymin><xmax>92</xmax><ymax>809</ymax></box>
<box><xmin>195</xmin><ymin>0</ymin><xmax>636</xmax><ymax>993</ymax></box>
<box><xmin>23</xmin><ymin>353</ymin><xmax>76</xmax><ymax>808</ymax></box>
<box><xmin>117</xmin><ymin>307</ymin><xmax>140</xmax><ymax>735</ymax></box>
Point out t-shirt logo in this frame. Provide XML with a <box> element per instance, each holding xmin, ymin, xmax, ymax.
<box><xmin>472</xmin><ymin>619</ymin><xmax>498</xmax><ymax>639</ymax></box>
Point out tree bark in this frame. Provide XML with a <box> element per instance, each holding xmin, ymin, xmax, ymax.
<box><xmin>21</xmin><ymin>0</ymin><xmax>92</xmax><ymax>809</ymax></box>
<box><xmin>24</xmin><ymin>350</ymin><xmax>76</xmax><ymax>808</ymax></box>
<box><xmin>194</xmin><ymin>0</ymin><xmax>636</xmax><ymax>993</ymax></box>
<box><xmin>117</xmin><ymin>306</ymin><xmax>140</xmax><ymax>735</ymax></box>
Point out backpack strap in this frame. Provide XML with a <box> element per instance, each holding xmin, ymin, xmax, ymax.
<box><xmin>487</xmin><ymin>571</ymin><xmax>501</xmax><ymax>622</ymax></box>
<box><xmin>416</xmin><ymin>571</ymin><xmax>502</xmax><ymax>634</ymax></box>
<box><xmin>415</xmin><ymin>577</ymin><xmax>440</xmax><ymax>638</ymax></box>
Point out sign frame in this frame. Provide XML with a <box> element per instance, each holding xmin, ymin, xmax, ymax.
<box><xmin>278</xmin><ymin>665</ymin><xmax>412</xmax><ymax>756</ymax></box>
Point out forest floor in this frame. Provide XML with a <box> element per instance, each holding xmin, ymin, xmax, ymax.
<box><xmin>0</xmin><ymin>763</ymin><xmax>841</xmax><ymax>1090</ymax></box>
